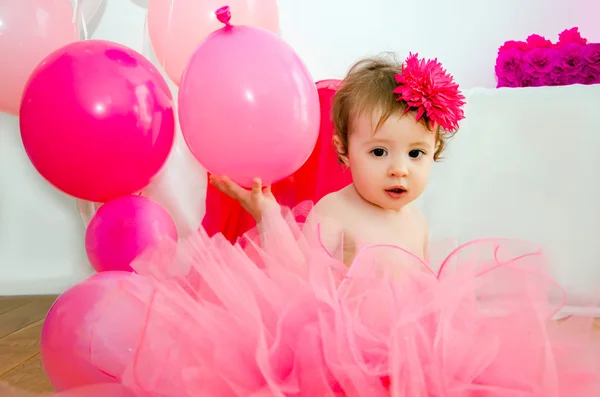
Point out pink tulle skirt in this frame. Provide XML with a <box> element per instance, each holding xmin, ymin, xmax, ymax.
<box><xmin>5</xmin><ymin>203</ymin><xmax>600</xmax><ymax>396</ymax></box>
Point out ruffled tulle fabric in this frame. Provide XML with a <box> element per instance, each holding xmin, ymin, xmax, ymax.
<box><xmin>4</xmin><ymin>202</ymin><xmax>600</xmax><ymax>396</ymax></box>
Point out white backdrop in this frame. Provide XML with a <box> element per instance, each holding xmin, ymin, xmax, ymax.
<box><xmin>0</xmin><ymin>0</ymin><xmax>598</xmax><ymax>294</ymax></box>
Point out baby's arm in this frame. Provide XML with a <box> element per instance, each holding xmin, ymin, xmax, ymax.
<box><xmin>209</xmin><ymin>175</ymin><xmax>346</xmax><ymax>260</ymax></box>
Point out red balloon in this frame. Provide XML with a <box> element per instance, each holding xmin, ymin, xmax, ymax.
<box><xmin>20</xmin><ymin>40</ymin><xmax>175</xmax><ymax>202</ymax></box>
<box><xmin>202</xmin><ymin>79</ymin><xmax>352</xmax><ymax>242</ymax></box>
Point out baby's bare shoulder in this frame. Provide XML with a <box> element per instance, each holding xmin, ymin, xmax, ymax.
<box><xmin>313</xmin><ymin>191</ymin><xmax>347</xmax><ymax>216</ymax></box>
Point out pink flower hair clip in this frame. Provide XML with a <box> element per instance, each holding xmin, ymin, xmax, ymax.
<box><xmin>393</xmin><ymin>53</ymin><xmax>466</xmax><ymax>133</ymax></box>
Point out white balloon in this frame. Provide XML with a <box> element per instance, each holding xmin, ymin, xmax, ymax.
<box><xmin>77</xmin><ymin>199</ymin><xmax>102</xmax><ymax>227</ymax></box>
<box><xmin>141</xmin><ymin>127</ymin><xmax>207</xmax><ymax>237</ymax></box>
<box><xmin>74</xmin><ymin>0</ymin><xmax>104</xmax><ymax>25</ymax></box>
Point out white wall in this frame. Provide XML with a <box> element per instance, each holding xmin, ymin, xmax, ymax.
<box><xmin>0</xmin><ymin>0</ymin><xmax>598</xmax><ymax>294</ymax></box>
<box><xmin>90</xmin><ymin>0</ymin><xmax>600</xmax><ymax>89</ymax></box>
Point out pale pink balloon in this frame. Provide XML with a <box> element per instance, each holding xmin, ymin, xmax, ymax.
<box><xmin>178</xmin><ymin>7</ymin><xmax>320</xmax><ymax>188</ymax></box>
<box><xmin>147</xmin><ymin>0</ymin><xmax>279</xmax><ymax>85</ymax></box>
<box><xmin>0</xmin><ymin>1</ymin><xmax>79</xmax><ymax>115</ymax></box>
<box><xmin>85</xmin><ymin>195</ymin><xmax>178</xmax><ymax>273</ymax></box>
<box><xmin>41</xmin><ymin>272</ymin><xmax>152</xmax><ymax>391</ymax></box>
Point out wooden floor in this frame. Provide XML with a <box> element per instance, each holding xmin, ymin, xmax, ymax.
<box><xmin>0</xmin><ymin>296</ymin><xmax>56</xmax><ymax>394</ymax></box>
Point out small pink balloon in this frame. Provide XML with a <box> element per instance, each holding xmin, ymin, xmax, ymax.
<box><xmin>0</xmin><ymin>1</ymin><xmax>79</xmax><ymax>115</ymax></box>
<box><xmin>85</xmin><ymin>195</ymin><xmax>178</xmax><ymax>273</ymax></box>
<box><xmin>147</xmin><ymin>0</ymin><xmax>279</xmax><ymax>85</ymax></box>
<box><xmin>178</xmin><ymin>6</ymin><xmax>320</xmax><ymax>188</ymax></box>
<box><xmin>41</xmin><ymin>271</ymin><xmax>152</xmax><ymax>391</ymax></box>
<box><xmin>20</xmin><ymin>40</ymin><xmax>175</xmax><ymax>202</ymax></box>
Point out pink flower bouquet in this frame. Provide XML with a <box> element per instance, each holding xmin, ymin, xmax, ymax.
<box><xmin>495</xmin><ymin>28</ymin><xmax>600</xmax><ymax>88</ymax></box>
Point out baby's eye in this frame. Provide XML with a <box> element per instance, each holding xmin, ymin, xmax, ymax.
<box><xmin>371</xmin><ymin>148</ymin><xmax>388</xmax><ymax>157</ymax></box>
<box><xmin>409</xmin><ymin>149</ymin><xmax>425</xmax><ymax>159</ymax></box>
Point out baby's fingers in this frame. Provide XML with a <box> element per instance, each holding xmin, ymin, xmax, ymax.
<box><xmin>210</xmin><ymin>175</ymin><xmax>246</xmax><ymax>200</ymax></box>
<box><xmin>251</xmin><ymin>178</ymin><xmax>263</xmax><ymax>200</ymax></box>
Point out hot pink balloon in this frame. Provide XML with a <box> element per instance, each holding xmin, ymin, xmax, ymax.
<box><xmin>147</xmin><ymin>0</ymin><xmax>279</xmax><ymax>85</ymax></box>
<box><xmin>0</xmin><ymin>1</ymin><xmax>79</xmax><ymax>115</ymax></box>
<box><xmin>178</xmin><ymin>6</ymin><xmax>320</xmax><ymax>188</ymax></box>
<box><xmin>41</xmin><ymin>271</ymin><xmax>152</xmax><ymax>391</ymax></box>
<box><xmin>20</xmin><ymin>40</ymin><xmax>175</xmax><ymax>202</ymax></box>
<box><xmin>85</xmin><ymin>195</ymin><xmax>178</xmax><ymax>273</ymax></box>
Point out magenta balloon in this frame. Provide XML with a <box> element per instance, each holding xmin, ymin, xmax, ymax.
<box><xmin>178</xmin><ymin>10</ymin><xmax>320</xmax><ymax>188</ymax></box>
<box><xmin>41</xmin><ymin>272</ymin><xmax>150</xmax><ymax>391</ymax></box>
<box><xmin>20</xmin><ymin>40</ymin><xmax>175</xmax><ymax>203</ymax></box>
<box><xmin>85</xmin><ymin>195</ymin><xmax>178</xmax><ymax>273</ymax></box>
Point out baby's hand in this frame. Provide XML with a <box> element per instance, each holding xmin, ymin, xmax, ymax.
<box><xmin>209</xmin><ymin>175</ymin><xmax>278</xmax><ymax>222</ymax></box>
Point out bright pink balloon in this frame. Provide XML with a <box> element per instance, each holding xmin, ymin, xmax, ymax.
<box><xmin>147</xmin><ymin>0</ymin><xmax>279</xmax><ymax>85</ymax></box>
<box><xmin>41</xmin><ymin>271</ymin><xmax>151</xmax><ymax>391</ymax></box>
<box><xmin>0</xmin><ymin>1</ymin><xmax>79</xmax><ymax>115</ymax></box>
<box><xmin>20</xmin><ymin>40</ymin><xmax>175</xmax><ymax>202</ymax></box>
<box><xmin>85</xmin><ymin>195</ymin><xmax>178</xmax><ymax>273</ymax></box>
<box><xmin>178</xmin><ymin>7</ymin><xmax>320</xmax><ymax>188</ymax></box>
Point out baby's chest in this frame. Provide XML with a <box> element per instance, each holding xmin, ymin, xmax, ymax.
<box><xmin>341</xmin><ymin>218</ymin><xmax>425</xmax><ymax>259</ymax></box>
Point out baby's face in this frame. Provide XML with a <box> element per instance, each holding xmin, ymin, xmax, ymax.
<box><xmin>340</xmin><ymin>110</ymin><xmax>436</xmax><ymax>211</ymax></box>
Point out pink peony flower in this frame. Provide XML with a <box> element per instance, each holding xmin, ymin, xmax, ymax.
<box><xmin>583</xmin><ymin>43</ymin><xmax>600</xmax><ymax>71</ymax></box>
<box><xmin>557</xmin><ymin>27</ymin><xmax>588</xmax><ymax>46</ymax></box>
<box><xmin>519</xmin><ymin>73</ymin><xmax>542</xmax><ymax>87</ymax></box>
<box><xmin>523</xmin><ymin>48</ymin><xmax>557</xmax><ymax>75</ymax></box>
<box><xmin>497</xmin><ymin>76</ymin><xmax>523</xmax><ymax>88</ymax></box>
<box><xmin>498</xmin><ymin>40</ymin><xmax>528</xmax><ymax>53</ymax></box>
<box><xmin>526</xmin><ymin>34</ymin><xmax>554</xmax><ymax>49</ymax></box>
<box><xmin>393</xmin><ymin>53</ymin><xmax>466</xmax><ymax>133</ymax></box>
<box><xmin>545</xmin><ymin>66</ymin><xmax>578</xmax><ymax>86</ymax></box>
<box><xmin>578</xmin><ymin>66</ymin><xmax>600</xmax><ymax>85</ymax></box>
<box><xmin>542</xmin><ymin>73</ymin><xmax>559</xmax><ymax>86</ymax></box>
<box><xmin>559</xmin><ymin>43</ymin><xmax>585</xmax><ymax>73</ymax></box>
<box><xmin>495</xmin><ymin>48</ymin><xmax>523</xmax><ymax>86</ymax></box>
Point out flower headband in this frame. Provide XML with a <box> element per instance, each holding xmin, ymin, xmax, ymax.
<box><xmin>393</xmin><ymin>53</ymin><xmax>466</xmax><ymax>133</ymax></box>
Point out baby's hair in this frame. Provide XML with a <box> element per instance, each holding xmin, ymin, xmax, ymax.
<box><xmin>331</xmin><ymin>52</ymin><xmax>449</xmax><ymax>163</ymax></box>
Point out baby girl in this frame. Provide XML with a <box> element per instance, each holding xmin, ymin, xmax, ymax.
<box><xmin>210</xmin><ymin>52</ymin><xmax>465</xmax><ymax>266</ymax></box>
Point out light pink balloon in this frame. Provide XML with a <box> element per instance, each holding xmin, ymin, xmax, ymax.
<box><xmin>85</xmin><ymin>195</ymin><xmax>178</xmax><ymax>273</ymax></box>
<box><xmin>0</xmin><ymin>1</ymin><xmax>79</xmax><ymax>115</ymax></box>
<box><xmin>41</xmin><ymin>272</ymin><xmax>152</xmax><ymax>391</ymax></box>
<box><xmin>178</xmin><ymin>7</ymin><xmax>320</xmax><ymax>188</ymax></box>
<box><xmin>147</xmin><ymin>0</ymin><xmax>279</xmax><ymax>85</ymax></box>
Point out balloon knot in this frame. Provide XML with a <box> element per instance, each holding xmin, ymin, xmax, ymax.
<box><xmin>216</xmin><ymin>6</ymin><xmax>232</xmax><ymax>27</ymax></box>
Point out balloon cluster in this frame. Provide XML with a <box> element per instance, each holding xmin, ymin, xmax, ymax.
<box><xmin>12</xmin><ymin>2</ymin><xmax>322</xmax><ymax>275</ymax></box>
<box><xmin>5</xmin><ymin>1</ymin><xmax>338</xmax><ymax>391</ymax></box>
<box><xmin>20</xmin><ymin>39</ymin><xmax>179</xmax><ymax>273</ymax></box>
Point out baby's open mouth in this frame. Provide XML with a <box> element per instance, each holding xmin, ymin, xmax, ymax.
<box><xmin>386</xmin><ymin>187</ymin><xmax>406</xmax><ymax>193</ymax></box>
